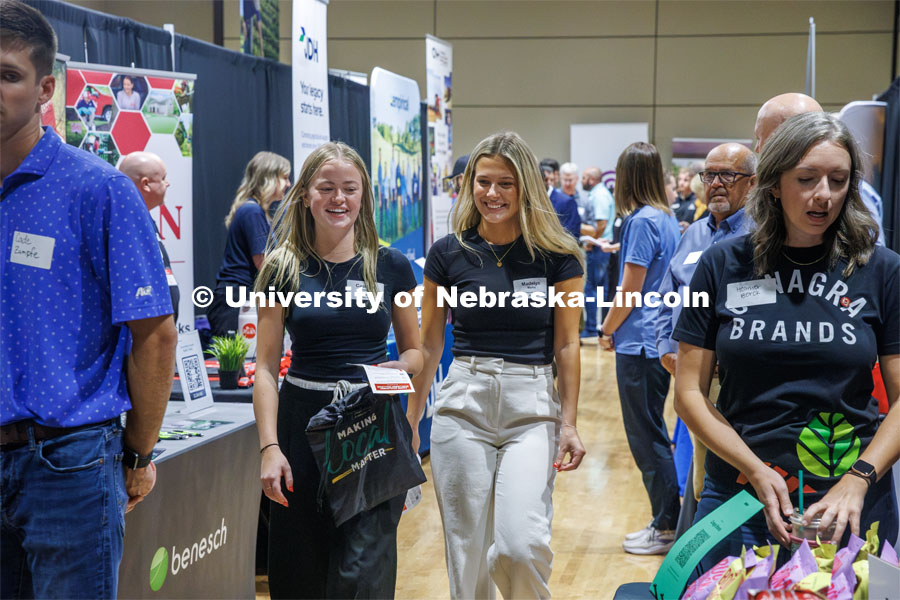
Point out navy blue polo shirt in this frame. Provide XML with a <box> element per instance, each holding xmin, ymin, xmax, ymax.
<box><xmin>1</xmin><ymin>128</ymin><xmax>173</xmax><ymax>427</ymax></box>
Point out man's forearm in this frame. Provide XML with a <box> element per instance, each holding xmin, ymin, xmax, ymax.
<box><xmin>125</xmin><ymin>318</ymin><xmax>177</xmax><ymax>455</ymax></box>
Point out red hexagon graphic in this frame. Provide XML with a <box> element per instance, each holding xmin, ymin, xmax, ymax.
<box><xmin>146</xmin><ymin>77</ymin><xmax>175</xmax><ymax>91</ymax></box>
<box><xmin>65</xmin><ymin>70</ymin><xmax>87</xmax><ymax>107</ymax></box>
<box><xmin>111</xmin><ymin>112</ymin><xmax>151</xmax><ymax>155</ymax></box>
<box><xmin>82</xmin><ymin>70</ymin><xmax>113</xmax><ymax>86</ymax></box>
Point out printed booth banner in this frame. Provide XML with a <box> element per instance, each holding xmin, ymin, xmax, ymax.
<box><xmin>425</xmin><ymin>35</ymin><xmax>453</xmax><ymax>247</ymax></box>
<box><xmin>292</xmin><ymin>0</ymin><xmax>330</xmax><ymax>171</ymax></box>
<box><xmin>65</xmin><ymin>63</ymin><xmax>196</xmax><ymax>334</ymax></box>
<box><xmin>370</xmin><ymin>67</ymin><xmax>424</xmax><ymax>260</ymax></box>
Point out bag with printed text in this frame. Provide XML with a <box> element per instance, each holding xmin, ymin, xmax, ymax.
<box><xmin>305</xmin><ymin>382</ymin><xmax>426</xmax><ymax>526</ymax></box>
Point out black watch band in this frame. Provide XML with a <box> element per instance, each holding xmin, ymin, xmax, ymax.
<box><xmin>848</xmin><ymin>459</ymin><xmax>877</xmax><ymax>486</ymax></box>
<box><xmin>123</xmin><ymin>446</ymin><xmax>153</xmax><ymax>469</ymax></box>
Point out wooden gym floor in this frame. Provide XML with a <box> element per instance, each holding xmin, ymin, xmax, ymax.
<box><xmin>257</xmin><ymin>339</ymin><xmax>674</xmax><ymax>598</ymax></box>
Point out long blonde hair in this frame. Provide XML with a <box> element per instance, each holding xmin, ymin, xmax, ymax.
<box><xmin>613</xmin><ymin>142</ymin><xmax>672</xmax><ymax>217</ymax></box>
<box><xmin>224</xmin><ymin>151</ymin><xmax>291</xmax><ymax>228</ymax></box>
<box><xmin>254</xmin><ymin>143</ymin><xmax>380</xmax><ymax>298</ymax></box>
<box><xmin>451</xmin><ymin>131</ymin><xmax>584</xmax><ymax>269</ymax></box>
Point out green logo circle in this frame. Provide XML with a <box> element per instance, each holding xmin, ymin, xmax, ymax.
<box><xmin>149</xmin><ymin>547</ymin><xmax>168</xmax><ymax>592</ymax></box>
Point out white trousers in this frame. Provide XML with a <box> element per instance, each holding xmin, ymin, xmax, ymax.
<box><xmin>430</xmin><ymin>356</ymin><xmax>561</xmax><ymax>600</ymax></box>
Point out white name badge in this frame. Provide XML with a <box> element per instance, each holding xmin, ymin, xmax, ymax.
<box><xmin>10</xmin><ymin>231</ymin><xmax>54</xmax><ymax>270</ymax></box>
<box><xmin>725</xmin><ymin>278</ymin><xmax>777</xmax><ymax>310</ymax></box>
<box><xmin>684</xmin><ymin>250</ymin><xmax>703</xmax><ymax>265</ymax></box>
<box><xmin>165</xmin><ymin>267</ymin><xmax>177</xmax><ymax>286</ymax></box>
<box><xmin>614</xmin><ymin>217</ymin><xmax>623</xmax><ymax>227</ymax></box>
<box><xmin>513</xmin><ymin>277</ymin><xmax>547</xmax><ymax>295</ymax></box>
<box><xmin>346</xmin><ymin>280</ymin><xmax>385</xmax><ymax>294</ymax></box>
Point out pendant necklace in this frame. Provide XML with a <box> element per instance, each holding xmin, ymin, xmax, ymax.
<box><xmin>485</xmin><ymin>238</ymin><xmax>517</xmax><ymax>268</ymax></box>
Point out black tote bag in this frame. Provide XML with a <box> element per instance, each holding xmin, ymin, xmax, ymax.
<box><xmin>306</xmin><ymin>383</ymin><xmax>426</xmax><ymax>527</ymax></box>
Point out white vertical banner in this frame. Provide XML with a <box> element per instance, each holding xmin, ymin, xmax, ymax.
<box><xmin>292</xmin><ymin>0</ymin><xmax>330</xmax><ymax>172</ymax></box>
<box><xmin>425</xmin><ymin>35</ymin><xmax>453</xmax><ymax>247</ymax></box>
<box><xmin>570</xmin><ymin>123</ymin><xmax>648</xmax><ymax>191</ymax></box>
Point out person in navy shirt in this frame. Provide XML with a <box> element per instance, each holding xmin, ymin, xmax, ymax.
<box><xmin>655</xmin><ymin>143</ymin><xmax>757</xmax><ymax>376</ymax></box>
<box><xmin>0</xmin><ymin>3</ymin><xmax>176</xmax><ymax>596</ymax></box>
<box><xmin>549</xmin><ymin>184</ymin><xmax>582</xmax><ymax>240</ymax></box>
<box><xmin>409</xmin><ymin>132</ymin><xmax>585</xmax><ymax>599</ymax></box>
<box><xmin>252</xmin><ymin>142</ymin><xmax>422</xmax><ymax>598</ymax></box>
<box><xmin>598</xmin><ymin>142</ymin><xmax>682</xmax><ymax>555</ymax></box>
<box><xmin>207</xmin><ymin>151</ymin><xmax>290</xmax><ymax>336</ymax></box>
<box><xmin>675</xmin><ymin>112</ymin><xmax>899</xmax><ymax>570</ymax></box>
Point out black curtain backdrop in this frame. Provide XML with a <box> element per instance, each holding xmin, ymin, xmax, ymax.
<box><xmin>176</xmin><ymin>34</ymin><xmax>293</xmax><ymax>292</ymax></box>
<box><xmin>26</xmin><ymin>1</ymin><xmax>295</xmax><ymax>294</ymax></box>
<box><xmin>27</xmin><ymin>0</ymin><xmax>172</xmax><ymax>70</ymax></box>
<box><xmin>877</xmin><ymin>77</ymin><xmax>899</xmax><ymax>252</ymax></box>
<box><xmin>328</xmin><ymin>74</ymin><xmax>371</xmax><ymax>168</ymax></box>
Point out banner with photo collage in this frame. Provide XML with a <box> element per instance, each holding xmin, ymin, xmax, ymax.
<box><xmin>370</xmin><ymin>67</ymin><xmax>424</xmax><ymax>260</ymax></box>
<box><xmin>425</xmin><ymin>35</ymin><xmax>453</xmax><ymax>247</ymax></box>
<box><xmin>292</xmin><ymin>0</ymin><xmax>330</xmax><ymax>172</ymax></box>
<box><xmin>65</xmin><ymin>63</ymin><xmax>196</xmax><ymax>333</ymax></box>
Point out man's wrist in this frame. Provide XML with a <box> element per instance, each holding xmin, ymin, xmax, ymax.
<box><xmin>122</xmin><ymin>445</ymin><xmax>153</xmax><ymax>469</ymax></box>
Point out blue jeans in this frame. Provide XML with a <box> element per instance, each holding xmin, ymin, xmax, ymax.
<box><xmin>583</xmin><ymin>249</ymin><xmax>609</xmax><ymax>335</ymax></box>
<box><xmin>615</xmin><ymin>351</ymin><xmax>680</xmax><ymax>530</ymax></box>
<box><xmin>692</xmin><ymin>472</ymin><xmax>898</xmax><ymax>575</ymax></box>
<box><xmin>1</xmin><ymin>420</ymin><xmax>126</xmax><ymax>599</ymax></box>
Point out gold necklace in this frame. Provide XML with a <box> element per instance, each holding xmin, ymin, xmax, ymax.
<box><xmin>782</xmin><ymin>250</ymin><xmax>827</xmax><ymax>266</ymax></box>
<box><xmin>485</xmin><ymin>239</ymin><xmax>517</xmax><ymax>268</ymax></box>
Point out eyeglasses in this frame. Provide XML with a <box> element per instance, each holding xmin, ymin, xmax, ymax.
<box><xmin>699</xmin><ymin>171</ymin><xmax>752</xmax><ymax>185</ymax></box>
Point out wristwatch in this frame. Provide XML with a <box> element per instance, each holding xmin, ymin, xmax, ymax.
<box><xmin>122</xmin><ymin>445</ymin><xmax>153</xmax><ymax>470</ymax></box>
<box><xmin>848</xmin><ymin>459</ymin><xmax>877</xmax><ymax>486</ymax></box>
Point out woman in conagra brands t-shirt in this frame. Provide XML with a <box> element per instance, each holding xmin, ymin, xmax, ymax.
<box><xmin>674</xmin><ymin>112</ymin><xmax>899</xmax><ymax>570</ymax></box>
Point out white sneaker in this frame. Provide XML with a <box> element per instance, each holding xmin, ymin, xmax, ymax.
<box><xmin>624</xmin><ymin>521</ymin><xmax>653</xmax><ymax>541</ymax></box>
<box><xmin>623</xmin><ymin>527</ymin><xmax>675</xmax><ymax>555</ymax></box>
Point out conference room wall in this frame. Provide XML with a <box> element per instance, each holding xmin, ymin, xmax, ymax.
<box><xmin>67</xmin><ymin>0</ymin><xmax>897</xmax><ymax>165</ymax></box>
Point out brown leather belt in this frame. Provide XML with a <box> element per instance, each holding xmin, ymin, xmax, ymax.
<box><xmin>0</xmin><ymin>419</ymin><xmax>115</xmax><ymax>449</ymax></box>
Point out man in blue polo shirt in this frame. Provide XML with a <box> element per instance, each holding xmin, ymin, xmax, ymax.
<box><xmin>655</xmin><ymin>143</ymin><xmax>756</xmax><ymax>376</ymax></box>
<box><xmin>0</xmin><ymin>2</ymin><xmax>176</xmax><ymax>597</ymax></box>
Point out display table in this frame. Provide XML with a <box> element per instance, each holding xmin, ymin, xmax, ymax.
<box><xmin>170</xmin><ymin>378</ymin><xmax>253</xmax><ymax>403</ymax></box>
<box><xmin>118</xmin><ymin>403</ymin><xmax>258</xmax><ymax>598</ymax></box>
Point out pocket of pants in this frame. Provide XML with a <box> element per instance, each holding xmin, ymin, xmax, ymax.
<box><xmin>38</xmin><ymin>428</ymin><xmax>106</xmax><ymax>473</ymax></box>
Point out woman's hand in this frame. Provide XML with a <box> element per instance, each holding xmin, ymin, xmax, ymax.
<box><xmin>260</xmin><ymin>445</ymin><xmax>292</xmax><ymax>507</ymax></box>
<box><xmin>555</xmin><ymin>425</ymin><xmax>586</xmax><ymax>472</ymax></box>
<box><xmin>375</xmin><ymin>360</ymin><xmax>409</xmax><ymax>372</ymax></box>
<box><xmin>746</xmin><ymin>463</ymin><xmax>794</xmax><ymax>546</ymax></box>
<box><xmin>803</xmin><ymin>474</ymin><xmax>869</xmax><ymax>543</ymax></box>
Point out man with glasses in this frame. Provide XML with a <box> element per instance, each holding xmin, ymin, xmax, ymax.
<box><xmin>655</xmin><ymin>143</ymin><xmax>757</xmax><ymax>378</ymax></box>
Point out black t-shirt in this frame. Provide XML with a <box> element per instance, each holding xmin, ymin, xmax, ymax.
<box><xmin>672</xmin><ymin>193</ymin><xmax>697</xmax><ymax>224</ymax></box>
<box><xmin>674</xmin><ymin>235</ymin><xmax>900</xmax><ymax>497</ymax></box>
<box><xmin>285</xmin><ymin>247</ymin><xmax>416</xmax><ymax>381</ymax></box>
<box><xmin>215</xmin><ymin>200</ymin><xmax>270</xmax><ymax>290</ymax></box>
<box><xmin>424</xmin><ymin>229</ymin><xmax>583</xmax><ymax>364</ymax></box>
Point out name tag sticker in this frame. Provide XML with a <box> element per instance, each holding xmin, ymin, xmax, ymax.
<box><xmin>684</xmin><ymin>250</ymin><xmax>703</xmax><ymax>265</ymax></box>
<box><xmin>10</xmin><ymin>231</ymin><xmax>54</xmax><ymax>270</ymax></box>
<box><xmin>346</xmin><ymin>280</ymin><xmax>385</xmax><ymax>294</ymax></box>
<box><xmin>165</xmin><ymin>267</ymin><xmax>178</xmax><ymax>286</ymax></box>
<box><xmin>513</xmin><ymin>277</ymin><xmax>547</xmax><ymax>295</ymax></box>
<box><xmin>725</xmin><ymin>278</ymin><xmax>777</xmax><ymax>309</ymax></box>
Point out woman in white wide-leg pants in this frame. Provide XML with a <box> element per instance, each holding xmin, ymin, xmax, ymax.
<box><xmin>409</xmin><ymin>131</ymin><xmax>587</xmax><ymax>599</ymax></box>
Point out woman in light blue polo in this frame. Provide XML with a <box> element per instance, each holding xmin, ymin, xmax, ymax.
<box><xmin>598</xmin><ymin>142</ymin><xmax>682</xmax><ymax>555</ymax></box>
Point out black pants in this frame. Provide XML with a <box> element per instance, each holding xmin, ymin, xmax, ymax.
<box><xmin>268</xmin><ymin>381</ymin><xmax>404</xmax><ymax>599</ymax></box>
<box><xmin>207</xmin><ymin>286</ymin><xmax>241</xmax><ymax>338</ymax></box>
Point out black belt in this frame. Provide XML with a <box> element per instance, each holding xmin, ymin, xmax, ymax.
<box><xmin>0</xmin><ymin>419</ymin><xmax>116</xmax><ymax>450</ymax></box>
